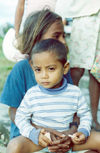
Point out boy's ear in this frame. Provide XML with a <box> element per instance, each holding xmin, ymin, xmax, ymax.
<box><xmin>63</xmin><ymin>62</ymin><xmax>70</xmax><ymax>75</ymax></box>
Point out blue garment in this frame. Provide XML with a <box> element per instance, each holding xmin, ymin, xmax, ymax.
<box><xmin>0</xmin><ymin>59</ymin><xmax>73</xmax><ymax>139</ymax></box>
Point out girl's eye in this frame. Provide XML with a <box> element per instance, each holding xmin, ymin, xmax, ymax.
<box><xmin>63</xmin><ymin>33</ymin><xmax>66</xmax><ymax>38</ymax></box>
<box><xmin>53</xmin><ymin>35</ymin><xmax>59</xmax><ymax>39</ymax></box>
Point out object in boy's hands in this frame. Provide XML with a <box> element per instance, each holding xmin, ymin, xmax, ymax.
<box><xmin>68</xmin><ymin>134</ymin><xmax>75</xmax><ymax>138</ymax></box>
<box><xmin>44</xmin><ymin>132</ymin><xmax>51</xmax><ymax>141</ymax></box>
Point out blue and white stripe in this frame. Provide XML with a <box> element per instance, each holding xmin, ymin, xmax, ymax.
<box><xmin>15</xmin><ymin>78</ymin><xmax>92</xmax><ymax>140</ymax></box>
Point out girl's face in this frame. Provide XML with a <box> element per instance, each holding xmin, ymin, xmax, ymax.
<box><xmin>41</xmin><ymin>20</ymin><xmax>66</xmax><ymax>45</ymax></box>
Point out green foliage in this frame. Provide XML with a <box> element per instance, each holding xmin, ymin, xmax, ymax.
<box><xmin>3</xmin><ymin>23</ymin><xmax>13</xmax><ymax>35</ymax></box>
<box><xmin>0</xmin><ymin>37</ymin><xmax>15</xmax><ymax>94</ymax></box>
<box><xmin>0</xmin><ymin>123</ymin><xmax>9</xmax><ymax>147</ymax></box>
<box><xmin>0</xmin><ymin>37</ymin><xmax>14</xmax><ymax>148</ymax></box>
<box><xmin>0</xmin><ymin>23</ymin><xmax>14</xmax><ymax>38</ymax></box>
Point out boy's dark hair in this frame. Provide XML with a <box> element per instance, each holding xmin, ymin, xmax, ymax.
<box><xmin>31</xmin><ymin>39</ymin><xmax>68</xmax><ymax>65</ymax></box>
<box><xmin>16</xmin><ymin>9</ymin><xmax>62</xmax><ymax>55</ymax></box>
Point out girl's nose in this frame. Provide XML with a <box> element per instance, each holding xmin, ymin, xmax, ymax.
<box><xmin>59</xmin><ymin>36</ymin><xmax>66</xmax><ymax>46</ymax></box>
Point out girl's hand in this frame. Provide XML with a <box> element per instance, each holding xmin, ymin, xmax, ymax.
<box><xmin>71</xmin><ymin>132</ymin><xmax>86</xmax><ymax>145</ymax></box>
<box><xmin>38</xmin><ymin>129</ymin><xmax>52</xmax><ymax>147</ymax></box>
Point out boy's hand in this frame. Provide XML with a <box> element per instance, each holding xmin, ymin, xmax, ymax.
<box><xmin>38</xmin><ymin>129</ymin><xmax>52</xmax><ymax>147</ymax></box>
<box><xmin>48</xmin><ymin>135</ymin><xmax>72</xmax><ymax>153</ymax></box>
<box><xmin>70</xmin><ymin>132</ymin><xmax>86</xmax><ymax>144</ymax></box>
<box><xmin>31</xmin><ymin>123</ymin><xmax>72</xmax><ymax>152</ymax></box>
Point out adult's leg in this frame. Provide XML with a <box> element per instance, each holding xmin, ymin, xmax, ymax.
<box><xmin>89</xmin><ymin>72</ymin><xmax>100</xmax><ymax>130</ymax></box>
<box><xmin>6</xmin><ymin>135</ymin><xmax>43</xmax><ymax>153</ymax></box>
<box><xmin>73</xmin><ymin>130</ymin><xmax>100</xmax><ymax>152</ymax></box>
<box><xmin>70</xmin><ymin>68</ymin><xmax>85</xmax><ymax>86</ymax></box>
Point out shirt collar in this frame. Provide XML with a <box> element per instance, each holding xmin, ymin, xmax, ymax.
<box><xmin>38</xmin><ymin>77</ymin><xmax>68</xmax><ymax>95</ymax></box>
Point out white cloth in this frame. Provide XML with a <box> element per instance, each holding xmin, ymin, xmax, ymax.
<box><xmin>2</xmin><ymin>28</ymin><xmax>29</xmax><ymax>62</ymax></box>
<box><xmin>55</xmin><ymin>0</ymin><xmax>100</xmax><ymax>18</ymax></box>
<box><xmin>26</xmin><ymin>0</ymin><xmax>57</xmax><ymax>17</ymax></box>
<box><xmin>55</xmin><ymin>0</ymin><xmax>100</xmax><ymax>69</ymax></box>
<box><xmin>69</xmin><ymin>12</ymin><xmax>100</xmax><ymax>69</ymax></box>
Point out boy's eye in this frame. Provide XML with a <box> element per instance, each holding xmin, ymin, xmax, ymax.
<box><xmin>49</xmin><ymin>67</ymin><xmax>55</xmax><ymax>71</ymax></box>
<box><xmin>34</xmin><ymin>68</ymin><xmax>41</xmax><ymax>72</ymax></box>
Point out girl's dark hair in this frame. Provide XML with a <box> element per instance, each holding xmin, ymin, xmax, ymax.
<box><xmin>16</xmin><ymin>9</ymin><xmax>62</xmax><ymax>55</ymax></box>
<box><xmin>31</xmin><ymin>39</ymin><xmax>68</xmax><ymax>65</ymax></box>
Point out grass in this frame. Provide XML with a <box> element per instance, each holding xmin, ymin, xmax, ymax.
<box><xmin>0</xmin><ymin>37</ymin><xmax>15</xmax><ymax>95</ymax></box>
<box><xmin>0</xmin><ymin>37</ymin><xmax>14</xmax><ymax>149</ymax></box>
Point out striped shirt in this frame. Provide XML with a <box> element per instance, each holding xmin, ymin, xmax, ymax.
<box><xmin>15</xmin><ymin>77</ymin><xmax>92</xmax><ymax>144</ymax></box>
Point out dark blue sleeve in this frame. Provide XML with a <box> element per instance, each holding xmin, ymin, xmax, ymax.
<box><xmin>0</xmin><ymin>60</ymin><xmax>37</xmax><ymax>139</ymax></box>
<box><xmin>64</xmin><ymin>70</ymin><xmax>73</xmax><ymax>84</ymax></box>
<box><xmin>0</xmin><ymin>66</ymin><xmax>26</xmax><ymax>107</ymax></box>
<box><xmin>0</xmin><ymin>60</ymin><xmax>36</xmax><ymax>108</ymax></box>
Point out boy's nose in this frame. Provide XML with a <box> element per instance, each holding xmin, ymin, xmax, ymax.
<box><xmin>42</xmin><ymin>71</ymin><xmax>48</xmax><ymax>78</ymax></box>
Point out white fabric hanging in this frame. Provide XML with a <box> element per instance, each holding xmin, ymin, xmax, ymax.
<box><xmin>2</xmin><ymin>28</ymin><xmax>29</xmax><ymax>62</ymax></box>
<box><xmin>55</xmin><ymin>0</ymin><xmax>100</xmax><ymax>18</ymax></box>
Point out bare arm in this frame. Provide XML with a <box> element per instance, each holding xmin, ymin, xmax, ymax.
<box><xmin>14</xmin><ymin>0</ymin><xmax>25</xmax><ymax>37</ymax></box>
<box><xmin>8</xmin><ymin>107</ymin><xmax>17</xmax><ymax>123</ymax></box>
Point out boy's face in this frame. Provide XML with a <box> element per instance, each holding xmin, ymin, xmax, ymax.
<box><xmin>32</xmin><ymin>51</ymin><xmax>69</xmax><ymax>89</ymax></box>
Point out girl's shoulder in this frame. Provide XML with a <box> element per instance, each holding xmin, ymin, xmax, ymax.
<box><xmin>6</xmin><ymin>59</ymin><xmax>33</xmax><ymax>84</ymax></box>
<box><xmin>11</xmin><ymin>59</ymin><xmax>31</xmax><ymax>75</ymax></box>
<box><xmin>13</xmin><ymin>59</ymin><xmax>30</xmax><ymax>69</ymax></box>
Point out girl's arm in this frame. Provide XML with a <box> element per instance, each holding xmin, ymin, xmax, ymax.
<box><xmin>9</xmin><ymin>107</ymin><xmax>17</xmax><ymax>123</ymax></box>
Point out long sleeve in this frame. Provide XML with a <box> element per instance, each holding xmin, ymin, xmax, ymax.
<box><xmin>15</xmin><ymin>93</ymin><xmax>41</xmax><ymax>145</ymax></box>
<box><xmin>77</xmin><ymin>90</ymin><xmax>92</xmax><ymax>137</ymax></box>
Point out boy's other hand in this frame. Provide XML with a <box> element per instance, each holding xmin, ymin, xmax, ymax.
<box><xmin>71</xmin><ymin>132</ymin><xmax>86</xmax><ymax>145</ymax></box>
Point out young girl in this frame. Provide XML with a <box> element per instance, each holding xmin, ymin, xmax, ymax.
<box><xmin>0</xmin><ymin>9</ymin><xmax>100</xmax><ymax>153</ymax></box>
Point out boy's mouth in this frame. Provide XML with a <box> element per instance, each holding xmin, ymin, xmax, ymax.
<box><xmin>41</xmin><ymin>82</ymin><xmax>50</xmax><ymax>86</ymax></box>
